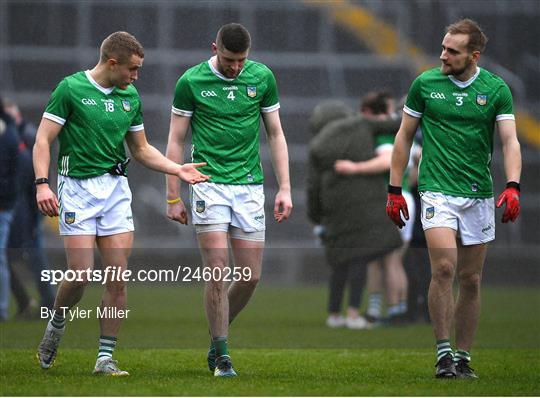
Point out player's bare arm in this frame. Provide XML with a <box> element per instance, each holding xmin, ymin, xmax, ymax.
<box><xmin>165</xmin><ymin>113</ymin><xmax>191</xmax><ymax>224</ymax></box>
<box><xmin>33</xmin><ymin>117</ymin><xmax>62</xmax><ymax>217</ymax></box>
<box><xmin>334</xmin><ymin>149</ymin><xmax>392</xmax><ymax>175</ymax></box>
<box><xmin>495</xmin><ymin>118</ymin><xmax>522</xmax><ymax>222</ymax></box>
<box><xmin>497</xmin><ymin>119</ymin><xmax>522</xmax><ymax>183</ymax></box>
<box><xmin>389</xmin><ymin>113</ymin><xmax>419</xmax><ymax>187</ymax></box>
<box><xmin>124</xmin><ymin>129</ymin><xmax>208</xmax><ymax>184</ymax></box>
<box><xmin>262</xmin><ymin>109</ymin><xmax>293</xmax><ymax>222</ymax></box>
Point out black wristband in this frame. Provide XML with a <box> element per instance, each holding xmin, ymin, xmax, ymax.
<box><xmin>506</xmin><ymin>181</ymin><xmax>520</xmax><ymax>192</ymax></box>
<box><xmin>35</xmin><ymin>178</ymin><xmax>49</xmax><ymax>186</ymax></box>
<box><xmin>388</xmin><ymin>184</ymin><xmax>402</xmax><ymax>195</ymax></box>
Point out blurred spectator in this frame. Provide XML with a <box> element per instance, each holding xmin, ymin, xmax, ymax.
<box><xmin>334</xmin><ymin>92</ymin><xmax>414</xmax><ymax>326</ymax></box>
<box><xmin>4</xmin><ymin>99</ymin><xmax>55</xmax><ymax>318</ymax></box>
<box><xmin>307</xmin><ymin>100</ymin><xmax>402</xmax><ymax>329</ymax></box>
<box><xmin>0</xmin><ymin>97</ymin><xmax>20</xmax><ymax>321</ymax></box>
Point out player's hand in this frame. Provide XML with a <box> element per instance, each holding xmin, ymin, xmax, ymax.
<box><xmin>496</xmin><ymin>184</ymin><xmax>520</xmax><ymax>223</ymax></box>
<box><xmin>36</xmin><ymin>184</ymin><xmax>59</xmax><ymax>217</ymax></box>
<box><xmin>274</xmin><ymin>188</ymin><xmax>293</xmax><ymax>222</ymax></box>
<box><xmin>177</xmin><ymin>162</ymin><xmax>210</xmax><ymax>184</ymax></box>
<box><xmin>167</xmin><ymin>200</ymin><xmax>188</xmax><ymax>225</ymax></box>
<box><xmin>334</xmin><ymin>160</ymin><xmax>360</xmax><ymax>175</ymax></box>
<box><xmin>386</xmin><ymin>188</ymin><xmax>409</xmax><ymax>229</ymax></box>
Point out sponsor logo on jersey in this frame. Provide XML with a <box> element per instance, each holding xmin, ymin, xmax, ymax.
<box><xmin>81</xmin><ymin>98</ymin><xmax>97</xmax><ymax>105</ymax></box>
<box><xmin>471</xmin><ymin>183</ymin><xmax>478</xmax><ymax>192</ymax></box>
<box><xmin>476</xmin><ymin>94</ymin><xmax>487</xmax><ymax>106</ymax></box>
<box><xmin>247</xmin><ymin>174</ymin><xmax>254</xmax><ymax>182</ymax></box>
<box><xmin>425</xmin><ymin>206</ymin><xmax>435</xmax><ymax>219</ymax></box>
<box><xmin>247</xmin><ymin>86</ymin><xmax>257</xmax><ymax>98</ymax></box>
<box><xmin>101</xmin><ymin>99</ymin><xmax>115</xmax><ymax>112</ymax></box>
<box><xmin>222</xmin><ymin>86</ymin><xmax>238</xmax><ymax>91</ymax></box>
<box><xmin>65</xmin><ymin>212</ymin><xmax>76</xmax><ymax>224</ymax></box>
<box><xmin>201</xmin><ymin>90</ymin><xmax>217</xmax><ymax>97</ymax></box>
<box><xmin>430</xmin><ymin>92</ymin><xmax>446</xmax><ymax>99</ymax></box>
<box><xmin>254</xmin><ymin>214</ymin><xmax>264</xmax><ymax>223</ymax></box>
<box><xmin>196</xmin><ymin>200</ymin><xmax>205</xmax><ymax>213</ymax></box>
<box><xmin>122</xmin><ymin>100</ymin><xmax>131</xmax><ymax>112</ymax></box>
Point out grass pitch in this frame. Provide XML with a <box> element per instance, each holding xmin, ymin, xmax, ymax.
<box><xmin>1</xmin><ymin>285</ymin><xmax>539</xmax><ymax>396</ymax></box>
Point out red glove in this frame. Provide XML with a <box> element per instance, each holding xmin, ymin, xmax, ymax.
<box><xmin>496</xmin><ymin>182</ymin><xmax>520</xmax><ymax>223</ymax></box>
<box><xmin>386</xmin><ymin>185</ymin><xmax>409</xmax><ymax>229</ymax></box>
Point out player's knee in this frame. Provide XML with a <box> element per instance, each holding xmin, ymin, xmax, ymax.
<box><xmin>105</xmin><ymin>280</ymin><xmax>127</xmax><ymax>296</ymax></box>
<box><xmin>458</xmin><ymin>271</ymin><xmax>481</xmax><ymax>292</ymax></box>
<box><xmin>65</xmin><ymin>278</ymin><xmax>89</xmax><ymax>291</ymax></box>
<box><xmin>431</xmin><ymin>260</ymin><xmax>455</xmax><ymax>283</ymax></box>
<box><xmin>238</xmin><ymin>275</ymin><xmax>260</xmax><ymax>290</ymax></box>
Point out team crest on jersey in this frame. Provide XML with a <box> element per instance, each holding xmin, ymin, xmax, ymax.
<box><xmin>476</xmin><ymin>94</ymin><xmax>487</xmax><ymax>106</ymax></box>
<box><xmin>65</xmin><ymin>212</ymin><xmax>76</xmax><ymax>224</ymax></box>
<box><xmin>247</xmin><ymin>86</ymin><xmax>257</xmax><ymax>98</ymax></box>
<box><xmin>196</xmin><ymin>200</ymin><xmax>205</xmax><ymax>213</ymax></box>
<box><xmin>122</xmin><ymin>100</ymin><xmax>131</xmax><ymax>112</ymax></box>
<box><xmin>425</xmin><ymin>207</ymin><xmax>435</xmax><ymax>220</ymax></box>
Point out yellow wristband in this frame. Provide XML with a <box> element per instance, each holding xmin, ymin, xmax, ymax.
<box><xmin>166</xmin><ymin>197</ymin><xmax>182</xmax><ymax>205</ymax></box>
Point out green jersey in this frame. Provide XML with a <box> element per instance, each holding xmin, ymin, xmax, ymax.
<box><xmin>43</xmin><ymin>71</ymin><xmax>144</xmax><ymax>179</ymax></box>
<box><xmin>172</xmin><ymin>57</ymin><xmax>280</xmax><ymax>184</ymax></box>
<box><xmin>404</xmin><ymin>67</ymin><xmax>514</xmax><ymax>198</ymax></box>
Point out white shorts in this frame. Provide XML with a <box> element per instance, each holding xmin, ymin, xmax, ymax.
<box><xmin>190</xmin><ymin>183</ymin><xmax>265</xmax><ymax>233</ymax></box>
<box><xmin>419</xmin><ymin>191</ymin><xmax>495</xmax><ymax>245</ymax></box>
<box><xmin>400</xmin><ymin>191</ymin><xmax>416</xmax><ymax>243</ymax></box>
<box><xmin>58</xmin><ymin>174</ymin><xmax>134</xmax><ymax>236</ymax></box>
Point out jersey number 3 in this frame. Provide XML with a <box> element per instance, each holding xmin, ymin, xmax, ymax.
<box><xmin>455</xmin><ymin>97</ymin><xmax>463</xmax><ymax>106</ymax></box>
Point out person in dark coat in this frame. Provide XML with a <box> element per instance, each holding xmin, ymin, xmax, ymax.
<box><xmin>5</xmin><ymin>99</ymin><xmax>55</xmax><ymax>317</ymax></box>
<box><xmin>307</xmin><ymin>100</ymin><xmax>402</xmax><ymax>329</ymax></box>
<box><xmin>0</xmin><ymin>97</ymin><xmax>20</xmax><ymax>321</ymax></box>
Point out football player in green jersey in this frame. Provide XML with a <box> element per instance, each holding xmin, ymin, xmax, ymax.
<box><xmin>34</xmin><ymin>32</ymin><xmax>209</xmax><ymax>376</ymax></box>
<box><xmin>387</xmin><ymin>19</ymin><xmax>522</xmax><ymax>379</ymax></box>
<box><xmin>165</xmin><ymin>23</ymin><xmax>292</xmax><ymax>377</ymax></box>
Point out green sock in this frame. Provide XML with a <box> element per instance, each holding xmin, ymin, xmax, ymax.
<box><xmin>436</xmin><ymin>339</ymin><xmax>453</xmax><ymax>362</ymax></box>
<box><xmin>50</xmin><ymin>310</ymin><xmax>66</xmax><ymax>330</ymax></box>
<box><xmin>213</xmin><ymin>336</ymin><xmax>229</xmax><ymax>358</ymax></box>
<box><xmin>97</xmin><ymin>335</ymin><xmax>117</xmax><ymax>361</ymax></box>
<box><xmin>454</xmin><ymin>349</ymin><xmax>471</xmax><ymax>363</ymax></box>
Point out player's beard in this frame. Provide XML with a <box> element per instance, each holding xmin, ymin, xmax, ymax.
<box><xmin>441</xmin><ymin>57</ymin><xmax>472</xmax><ymax>77</ymax></box>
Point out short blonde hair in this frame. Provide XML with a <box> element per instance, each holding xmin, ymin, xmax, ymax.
<box><xmin>100</xmin><ymin>31</ymin><xmax>144</xmax><ymax>64</ymax></box>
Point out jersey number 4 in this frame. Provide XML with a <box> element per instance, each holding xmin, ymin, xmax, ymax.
<box><xmin>227</xmin><ymin>91</ymin><xmax>235</xmax><ymax>101</ymax></box>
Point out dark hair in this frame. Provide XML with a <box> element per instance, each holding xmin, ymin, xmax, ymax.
<box><xmin>216</xmin><ymin>23</ymin><xmax>251</xmax><ymax>53</ymax></box>
<box><xmin>445</xmin><ymin>18</ymin><xmax>488</xmax><ymax>53</ymax></box>
<box><xmin>100</xmin><ymin>31</ymin><xmax>144</xmax><ymax>64</ymax></box>
<box><xmin>360</xmin><ymin>91</ymin><xmax>393</xmax><ymax>115</ymax></box>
